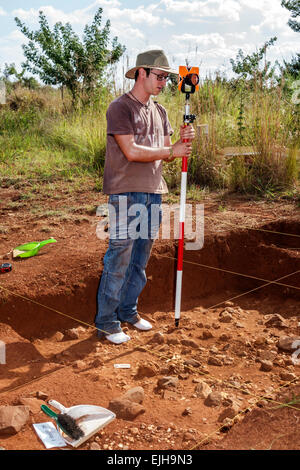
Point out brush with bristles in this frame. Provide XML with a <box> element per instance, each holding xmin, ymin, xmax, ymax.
<box><xmin>41</xmin><ymin>405</ymin><xmax>84</xmax><ymax>440</ymax></box>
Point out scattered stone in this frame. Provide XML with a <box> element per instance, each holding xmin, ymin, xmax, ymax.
<box><xmin>128</xmin><ymin>427</ymin><xmax>139</xmax><ymax>437</ymax></box>
<box><xmin>223</xmin><ymin>356</ymin><xmax>234</xmax><ymax>365</ymax></box>
<box><xmin>183</xmin><ymin>358</ymin><xmax>202</xmax><ymax>369</ymax></box>
<box><xmin>123</xmin><ymin>387</ymin><xmax>144</xmax><ymax>404</ymax></box>
<box><xmin>219</xmin><ymin>311</ymin><xmax>233</xmax><ymax>323</ymax></box>
<box><xmin>194</xmin><ymin>381</ymin><xmax>212</xmax><ymax>399</ymax></box>
<box><xmin>182</xmin><ymin>407</ymin><xmax>192</xmax><ymax>416</ymax></box>
<box><xmin>18</xmin><ymin>398</ymin><xmax>43</xmax><ymax>415</ymax></box>
<box><xmin>64</xmin><ymin>327</ymin><xmax>82</xmax><ymax>340</ymax></box>
<box><xmin>36</xmin><ymin>391</ymin><xmax>48</xmax><ymax>400</ymax></box>
<box><xmin>218</xmin><ymin>403</ymin><xmax>240</xmax><ymax>422</ymax></box>
<box><xmin>108</xmin><ymin>397</ymin><xmax>145</xmax><ymax>420</ymax></box>
<box><xmin>182</xmin><ymin>431</ymin><xmax>197</xmax><ymax>442</ymax></box>
<box><xmin>207</xmin><ymin>356</ymin><xmax>223</xmax><ymax>366</ymax></box>
<box><xmin>135</xmin><ymin>362</ymin><xmax>159</xmax><ymax>378</ymax></box>
<box><xmin>157</xmin><ymin>376</ymin><xmax>179</xmax><ymax>390</ymax></box>
<box><xmin>0</xmin><ymin>406</ymin><xmax>30</xmax><ymax>435</ymax></box>
<box><xmin>265</xmin><ymin>314</ymin><xmax>288</xmax><ymax>329</ymax></box>
<box><xmin>90</xmin><ymin>442</ymin><xmax>101</xmax><ymax>450</ymax></box>
<box><xmin>254</xmin><ymin>336</ymin><xmax>266</xmax><ymax>347</ymax></box>
<box><xmin>73</xmin><ymin>360</ymin><xmax>86</xmax><ymax>369</ymax></box>
<box><xmin>279</xmin><ymin>371</ymin><xmax>297</xmax><ymax>382</ymax></box>
<box><xmin>51</xmin><ymin>331</ymin><xmax>64</xmax><ymax>342</ymax></box>
<box><xmin>278</xmin><ymin>335</ymin><xmax>300</xmax><ymax>352</ymax></box>
<box><xmin>258</xmin><ymin>350</ymin><xmax>277</xmax><ymax>362</ymax></box>
<box><xmin>224</xmin><ymin>301</ymin><xmax>234</xmax><ymax>307</ymax></box>
<box><xmin>202</xmin><ymin>330</ymin><xmax>214</xmax><ymax>339</ymax></box>
<box><xmin>284</xmin><ymin>358</ymin><xmax>295</xmax><ymax>367</ymax></box>
<box><xmin>180</xmin><ymin>338</ymin><xmax>199</xmax><ymax>348</ymax></box>
<box><xmin>259</xmin><ymin>360</ymin><xmax>273</xmax><ymax>372</ymax></box>
<box><xmin>219</xmin><ymin>333</ymin><xmax>232</xmax><ymax>342</ymax></box>
<box><xmin>204</xmin><ymin>391</ymin><xmax>223</xmax><ymax>407</ymax></box>
<box><xmin>149</xmin><ymin>332</ymin><xmax>165</xmax><ymax>345</ymax></box>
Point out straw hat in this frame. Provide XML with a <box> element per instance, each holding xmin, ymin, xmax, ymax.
<box><xmin>125</xmin><ymin>49</ymin><xmax>178</xmax><ymax>79</ymax></box>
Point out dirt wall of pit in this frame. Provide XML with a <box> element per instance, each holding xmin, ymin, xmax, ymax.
<box><xmin>1</xmin><ymin>220</ymin><xmax>300</xmax><ymax>340</ymax></box>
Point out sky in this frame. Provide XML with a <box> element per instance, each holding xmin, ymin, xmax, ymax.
<box><xmin>0</xmin><ymin>0</ymin><xmax>299</xmax><ymax>82</ymax></box>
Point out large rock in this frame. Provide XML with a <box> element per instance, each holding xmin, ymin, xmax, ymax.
<box><xmin>218</xmin><ymin>403</ymin><xmax>240</xmax><ymax>422</ymax></box>
<box><xmin>123</xmin><ymin>387</ymin><xmax>144</xmax><ymax>404</ymax></box>
<box><xmin>265</xmin><ymin>314</ymin><xmax>288</xmax><ymax>329</ymax></box>
<box><xmin>18</xmin><ymin>398</ymin><xmax>44</xmax><ymax>415</ymax></box>
<box><xmin>156</xmin><ymin>376</ymin><xmax>179</xmax><ymax>390</ymax></box>
<box><xmin>259</xmin><ymin>360</ymin><xmax>273</xmax><ymax>372</ymax></box>
<box><xmin>278</xmin><ymin>335</ymin><xmax>300</xmax><ymax>352</ymax></box>
<box><xmin>194</xmin><ymin>381</ymin><xmax>212</xmax><ymax>399</ymax></box>
<box><xmin>180</xmin><ymin>338</ymin><xmax>199</xmax><ymax>349</ymax></box>
<box><xmin>108</xmin><ymin>397</ymin><xmax>145</xmax><ymax>420</ymax></box>
<box><xmin>135</xmin><ymin>362</ymin><xmax>159</xmax><ymax>378</ymax></box>
<box><xmin>0</xmin><ymin>406</ymin><xmax>30</xmax><ymax>435</ymax></box>
<box><xmin>204</xmin><ymin>391</ymin><xmax>223</xmax><ymax>407</ymax></box>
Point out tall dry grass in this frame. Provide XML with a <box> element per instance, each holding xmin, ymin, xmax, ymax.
<box><xmin>0</xmin><ymin>76</ymin><xmax>298</xmax><ymax>197</ymax></box>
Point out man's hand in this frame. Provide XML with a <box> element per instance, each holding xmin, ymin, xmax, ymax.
<box><xmin>180</xmin><ymin>124</ymin><xmax>195</xmax><ymax>142</ymax></box>
<box><xmin>172</xmin><ymin>140</ymin><xmax>193</xmax><ymax>158</ymax></box>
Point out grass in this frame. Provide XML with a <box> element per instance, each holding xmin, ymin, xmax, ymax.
<box><xmin>271</xmin><ymin>394</ymin><xmax>300</xmax><ymax>410</ymax></box>
<box><xmin>0</xmin><ymin>76</ymin><xmax>299</xmax><ymax>199</ymax></box>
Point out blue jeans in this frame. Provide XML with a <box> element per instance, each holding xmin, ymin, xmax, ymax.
<box><xmin>95</xmin><ymin>192</ymin><xmax>162</xmax><ymax>336</ymax></box>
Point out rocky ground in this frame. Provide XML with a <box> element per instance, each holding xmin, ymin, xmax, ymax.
<box><xmin>0</xmin><ymin>178</ymin><xmax>299</xmax><ymax>450</ymax></box>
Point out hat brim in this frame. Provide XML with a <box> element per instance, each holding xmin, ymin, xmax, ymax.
<box><xmin>125</xmin><ymin>65</ymin><xmax>179</xmax><ymax>79</ymax></box>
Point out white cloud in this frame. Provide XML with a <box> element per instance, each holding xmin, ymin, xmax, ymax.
<box><xmin>12</xmin><ymin>6</ymin><xmax>94</xmax><ymax>26</ymax></box>
<box><xmin>111</xmin><ymin>23</ymin><xmax>145</xmax><ymax>41</ymax></box>
<box><xmin>171</xmin><ymin>32</ymin><xmax>226</xmax><ymax>48</ymax></box>
<box><xmin>0</xmin><ymin>7</ymin><xmax>6</xmax><ymax>16</ymax></box>
<box><xmin>107</xmin><ymin>6</ymin><xmax>174</xmax><ymax>27</ymax></box>
<box><xmin>226</xmin><ymin>32</ymin><xmax>247</xmax><ymax>41</ymax></box>
<box><xmin>160</xmin><ymin>0</ymin><xmax>241</xmax><ymax>21</ymax></box>
<box><xmin>240</xmin><ymin>0</ymin><xmax>291</xmax><ymax>33</ymax></box>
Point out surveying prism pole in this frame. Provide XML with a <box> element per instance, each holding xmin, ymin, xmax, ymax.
<box><xmin>175</xmin><ymin>66</ymin><xmax>199</xmax><ymax>327</ymax></box>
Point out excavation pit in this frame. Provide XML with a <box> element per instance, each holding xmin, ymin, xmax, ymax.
<box><xmin>0</xmin><ymin>217</ymin><xmax>300</xmax><ymax>450</ymax></box>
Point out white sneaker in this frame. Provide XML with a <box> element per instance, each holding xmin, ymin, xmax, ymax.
<box><xmin>133</xmin><ymin>318</ymin><xmax>152</xmax><ymax>331</ymax></box>
<box><xmin>105</xmin><ymin>332</ymin><xmax>131</xmax><ymax>344</ymax></box>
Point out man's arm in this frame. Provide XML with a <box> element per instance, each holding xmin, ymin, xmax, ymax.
<box><xmin>114</xmin><ymin>133</ymin><xmax>193</xmax><ymax>163</ymax></box>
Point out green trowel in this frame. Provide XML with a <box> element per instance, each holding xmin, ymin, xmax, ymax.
<box><xmin>13</xmin><ymin>238</ymin><xmax>57</xmax><ymax>258</ymax></box>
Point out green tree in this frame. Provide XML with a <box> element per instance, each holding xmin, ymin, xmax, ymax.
<box><xmin>3</xmin><ymin>63</ymin><xmax>40</xmax><ymax>89</ymax></box>
<box><xmin>284</xmin><ymin>54</ymin><xmax>300</xmax><ymax>78</ymax></box>
<box><xmin>230</xmin><ymin>37</ymin><xmax>278</xmax><ymax>83</ymax></box>
<box><xmin>281</xmin><ymin>1</ymin><xmax>300</xmax><ymax>78</ymax></box>
<box><xmin>282</xmin><ymin>0</ymin><xmax>300</xmax><ymax>32</ymax></box>
<box><xmin>15</xmin><ymin>8</ymin><xmax>125</xmax><ymax>105</ymax></box>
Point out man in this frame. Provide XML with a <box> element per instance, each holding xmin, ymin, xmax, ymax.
<box><xmin>95</xmin><ymin>49</ymin><xmax>195</xmax><ymax>344</ymax></box>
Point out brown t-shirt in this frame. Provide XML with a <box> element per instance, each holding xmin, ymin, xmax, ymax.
<box><xmin>103</xmin><ymin>93</ymin><xmax>173</xmax><ymax>194</ymax></box>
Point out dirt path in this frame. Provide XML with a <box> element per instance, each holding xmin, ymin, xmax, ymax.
<box><xmin>0</xmin><ymin>179</ymin><xmax>299</xmax><ymax>450</ymax></box>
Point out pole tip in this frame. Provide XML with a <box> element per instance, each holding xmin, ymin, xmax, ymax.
<box><xmin>175</xmin><ymin>319</ymin><xmax>179</xmax><ymax>328</ymax></box>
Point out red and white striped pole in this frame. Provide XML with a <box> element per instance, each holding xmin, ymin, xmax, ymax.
<box><xmin>175</xmin><ymin>97</ymin><xmax>191</xmax><ymax>327</ymax></box>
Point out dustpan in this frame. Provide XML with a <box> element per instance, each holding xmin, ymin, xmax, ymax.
<box><xmin>48</xmin><ymin>399</ymin><xmax>116</xmax><ymax>448</ymax></box>
<box><xmin>13</xmin><ymin>238</ymin><xmax>57</xmax><ymax>258</ymax></box>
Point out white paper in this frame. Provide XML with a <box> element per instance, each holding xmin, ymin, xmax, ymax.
<box><xmin>33</xmin><ymin>422</ymin><xmax>67</xmax><ymax>449</ymax></box>
<box><xmin>114</xmin><ymin>363</ymin><xmax>131</xmax><ymax>369</ymax></box>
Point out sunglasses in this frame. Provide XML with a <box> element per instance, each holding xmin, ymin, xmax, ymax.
<box><xmin>150</xmin><ymin>71</ymin><xmax>170</xmax><ymax>82</ymax></box>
